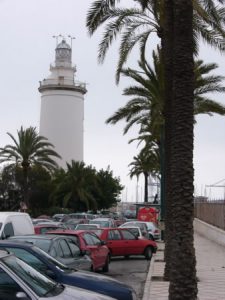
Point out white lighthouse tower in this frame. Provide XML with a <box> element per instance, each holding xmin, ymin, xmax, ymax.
<box><xmin>39</xmin><ymin>37</ymin><xmax>87</xmax><ymax>168</ymax></box>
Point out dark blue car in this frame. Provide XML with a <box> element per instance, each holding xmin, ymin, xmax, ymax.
<box><xmin>0</xmin><ymin>240</ymin><xmax>136</xmax><ymax>300</ymax></box>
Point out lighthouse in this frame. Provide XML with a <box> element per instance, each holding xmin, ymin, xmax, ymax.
<box><xmin>39</xmin><ymin>37</ymin><xmax>87</xmax><ymax>168</ymax></box>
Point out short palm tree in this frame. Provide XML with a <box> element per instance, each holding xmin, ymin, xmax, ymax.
<box><xmin>52</xmin><ymin>160</ymin><xmax>97</xmax><ymax>211</ymax></box>
<box><xmin>129</xmin><ymin>145</ymin><xmax>160</xmax><ymax>203</ymax></box>
<box><xmin>0</xmin><ymin>126</ymin><xmax>61</xmax><ymax>208</ymax></box>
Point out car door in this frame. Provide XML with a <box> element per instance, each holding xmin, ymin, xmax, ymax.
<box><xmin>106</xmin><ymin>229</ymin><xmax>124</xmax><ymax>256</ymax></box>
<box><xmin>120</xmin><ymin>229</ymin><xmax>142</xmax><ymax>255</ymax></box>
<box><xmin>82</xmin><ymin>232</ymin><xmax>106</xmax><ymax>270</ymax></box>
<box><xmin>0</xmin><ymin>266</ymin><xmax>31</xmax><ymax>300</ymax></box>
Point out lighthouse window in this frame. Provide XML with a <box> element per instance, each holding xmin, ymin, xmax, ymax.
<box><xmin>58</xmin><ymin>76</ymin><xmax>64</xmax><ymax>84</ymax></box>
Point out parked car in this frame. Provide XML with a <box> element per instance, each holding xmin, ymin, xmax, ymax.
<box><xmin>34</xmin><ymin>224</ymin><xmax>67</xmax><ymax>234</ymax></box>
<box><xmin>0</xmin><ymin>248</ymin><xmax>115</xmax><ymax>300</ymax></box>
<box><xmin>47</xmin><ymin>229</ymin><xmax>110</xmax><ymax>272</ymax></box>
<box><xmin>63</xmin><ymin>213</ymin><xmax>95</xmax><ymax>224</ymax></box>
<box><xmin>0</xmin><ymin>241</ymin><xmax>136</xmax><ymax>300</ymax></box>
<box><xmin>0</xmin><ymin>212</ymin><xmax>34</xmax><ymax>239</ymax></box>
<box><xmin>142</xmin><ymin>221</ymin><xmax>160</xmax><ymax>240</ymax></box>
<box><xmin>32</xmin><ymin>218</ymin><xmax>53</xmax><ymax>225</ymax></box>
<box><xmin>89</xmin><ymin>218</ymin><xmax>116</xmax><ymax>228</ymax></box>
<box><xmin>97</xmin><ymin>228</ymin><xmax>157</xmax><ymax>260</ymax></box>
<box><xmin>65</xmin><ymin>219</ymin><xmax>85</xmax><ymax>229</ymax></box>
<box><xmin>119</xmin><ymin>221</ymin><xmax>149</xmax><ymax>239</ymax></box>
<box><xmin>121</xmin><ymin>226</ymin><xmax>146</xmax><ymax>240</ymax></box>
<box><xmin>10</xmin><ymin>234</ymin><xmax>92</xmax><ymax>271</ymax></box>
<box><xmin>120</xmin><ymin>221</ymin><xmax>160</xmax><ymax>240</ymax></box>
<box><xmin>52</xmin><ymin>213</ymin><xmax>67</xmax><ymax>222</ymax></box>
<box><xmin>75</xmin><ymin>223</ymin><xmax>100</xmax><ymax>230</ymax></box>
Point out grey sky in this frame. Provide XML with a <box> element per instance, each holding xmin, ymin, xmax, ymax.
<box><xmin>0</xmin><ymin>0</ymin><xmax>225</xmax><ymax>201</ymax></box>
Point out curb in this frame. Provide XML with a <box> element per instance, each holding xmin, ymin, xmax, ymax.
<box><xmin>142</xmin><ymin>255</ymin><xmax>155</xmax><ymax>300</ymax></box>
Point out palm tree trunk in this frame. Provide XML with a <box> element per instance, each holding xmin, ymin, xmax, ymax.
<box><xmin>168</xmin><ymin>0</ymin><xmax>197</xmax><ymax>299</ymax></box>
<box><xmin>22</xmin><ymin>163</ymin><xmax>29</xmax><ymax>210</ymax></box>
<box><xmin>144</xmin><ymin>172</ymin><xmax>148</xmax><ymax>202</ymax></box>
<box><xmin>161</xmin><ymin>0</ymin><xmax>173</xmax><ymax>280</ymax></box>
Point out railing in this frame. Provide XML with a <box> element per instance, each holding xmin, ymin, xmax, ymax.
<box><xmin>194</xmin><ymin>200</ymin><xmax>225</xmax><ymax>230</ymax></box>
<box><xmin>39</xmin><ymin>78</ymin><xmax>86</xmax><ymax>90</ymax></box>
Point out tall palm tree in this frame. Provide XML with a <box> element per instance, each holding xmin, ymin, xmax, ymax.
<box><xmin>129</xmin><ymin>146</ymin><xmax>160</xmax><ymax>202</ymax></box>
<box><xmin>167</xmin><ymin>1</ymin><xmax>197</xmax><ymax>298</ymax></box>
<box><xmin>0</xmin><ymin>126</ymin><xmax>61</xmax><ymax>208</ymax></box>
<box><xmin>106</xmin><ymin>49</ymin><xmax>225</xmax><ymax>143</ymax></box>
<box><xmin>86</xmin><ymin>0</ymin><xmax>225</xmax><ymax>83</ymax></box>
<box><xmin>86</xmin><ymin>0</ymin><xmax>224</xmax><ymax>296</ymax></box>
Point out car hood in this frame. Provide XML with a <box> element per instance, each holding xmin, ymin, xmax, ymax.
<box><xmin>63</xmin><ymin>270</ymin><xmax>134</xmax><ymax>300</ymax></box>
<box><xmin>46</xmin><ymin>285</ymin><xmax>115</xmax><ymax>300</ymax></box>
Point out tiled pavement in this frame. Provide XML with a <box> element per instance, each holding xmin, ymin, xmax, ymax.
<box><xmin>142</xmin><ymin>233</ymin><xmax>225</xmax><ymax>300</ymax></box>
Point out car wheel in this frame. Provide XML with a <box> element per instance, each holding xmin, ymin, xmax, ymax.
<box><xmin>144</xmin><ymin>246</ymin><xmax>153</xmax><ymax>260</ymax></box>
<box><xmin>102</xmin><ymin>255</ymin><xmax>109</xmax><ymax>272</ymax></box>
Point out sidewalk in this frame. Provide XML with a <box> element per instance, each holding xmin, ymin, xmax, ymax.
<box><xmin>142</xmin><ymin>233</ymin><xmax>225</xmax><ymax>300</ymax></box>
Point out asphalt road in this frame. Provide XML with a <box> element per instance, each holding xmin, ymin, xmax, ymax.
<box><xmin>104</xmin><ymin>256</ymin><xmax>150</xmax><ymax>300</ymax></box>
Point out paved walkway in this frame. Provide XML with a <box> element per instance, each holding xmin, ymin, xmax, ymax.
<box><xmin>142</xmin><ymin>233</ymin><xmax>225</xmax><ymax>300</ymax></box>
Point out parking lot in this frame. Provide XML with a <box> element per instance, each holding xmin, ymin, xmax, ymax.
<box><xmin>105</xmin><ymin>256</ymin><xmax>151</xmax><ymax>300</ymax></box>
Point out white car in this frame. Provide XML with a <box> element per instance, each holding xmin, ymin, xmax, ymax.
<box><xmin>120</xmin><ymin>221</ymin><xmax>160</xmax><ymax>240</ymax></box>
<box><xmin>119</xmin><ymin>221</ymin><xmax>149</xmax><ymax>238</ymax></box>
<box><xmin>122</xmin><ymin>226</ymin><xmax>147</xmax><ymax>239</ymax></box>
<box><xmin>0</xmin><ymin>249</ymin><xmax>116</xmax><ymax>300</ymax></box>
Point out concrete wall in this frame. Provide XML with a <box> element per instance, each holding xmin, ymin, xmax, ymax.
<box><xmin>194</xmin><ymin>218</ymin><xmax>225</xmax><ymax>247</ymax></box>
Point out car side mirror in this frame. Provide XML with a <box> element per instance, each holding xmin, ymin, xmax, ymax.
<box><xmin>16</xmin><ymin>291</ymin><xmax>30</xmax><ymax>299</ymax></box>
<box><xmin>100</xmin><ymin>240</ymin><xmax>106</xmax><ymax>245</ymax></box>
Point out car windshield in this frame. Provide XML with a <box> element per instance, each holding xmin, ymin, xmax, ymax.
<box><xmin>2</xmin><ymin>254</ymin><xmax>63</xmax><ymax>297</ymax></box>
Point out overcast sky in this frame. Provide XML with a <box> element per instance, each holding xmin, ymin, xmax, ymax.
<box><xmin>0</xmin><ymin>0</ymin><xmax>225</xmax><ymax>201</ymax></box>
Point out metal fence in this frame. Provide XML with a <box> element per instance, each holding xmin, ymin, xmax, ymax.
<box><xmin>194</xmin><ymin>200</ymin><xmax>225</xmax><ymax>230</ymax></box>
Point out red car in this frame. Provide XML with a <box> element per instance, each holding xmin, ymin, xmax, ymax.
<box><xmin>96</xmin><ymin>228</ymin><xmax>157</xmax><ymax>260</ymax></box>
<box><xmin>34</xmin><ymin>224</ymin><xmax>65</xmax><ymax>234</ymax></box>
<box><xmin>47</xmin><ymin>229</ymin><xmax>110</xmax><ymax>272</ymax></box>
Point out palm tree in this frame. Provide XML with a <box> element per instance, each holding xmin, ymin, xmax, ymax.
<box><xmin>129</xmin><ymin>146</ymin><xmax>160</xmax><ymax>202</ymax></box>
<box><xmin>0</xmin><ymin>126</ymin><xmax>61</xmax><ymax>208</ymax></box>
<box><xmin>167</xmin><ymin>1</ymin><xmax>197</xmax><ymax>298</ymax></box>
<box><xmin>106</xmin><ymin>49</ymin><xmax>225</xmax><ymax>144</ymax></box>
<box><xmin>86</xmin><ymin>0</ymin><xmax>225</xmax><ymax>296</ymax></box>
<box><xmin>86</xmin><ymin>0</ymin><xmax>225</xmax><ymax>83</ymax></box>
<box><xmin>52</xmin><ymin>161</ymin><xmax>97</xmax><ymax>212</ymax></box>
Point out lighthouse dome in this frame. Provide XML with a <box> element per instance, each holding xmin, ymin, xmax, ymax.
<box><xmin>55</xmin><ymin>39</ymin><xmax>71</xmax><ymax>63</ymax></box>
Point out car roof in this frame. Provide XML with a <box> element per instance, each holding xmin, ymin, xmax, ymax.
<box><xmin>34</xmin><ymin>224</ymin><xmax>61</xmax><ymax>228</ymax></box>
<box><xmin>10</xmin><ymin>234</ymin><xmax>64</xmax><ymax>241</ymax></box>
<box><xmin>0</xmin><ymin>212</ymin><xmax>29</xmax><ymax>221</ymax></box>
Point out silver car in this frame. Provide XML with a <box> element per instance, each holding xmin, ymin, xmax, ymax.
<box><xmin>0</xmin><ymin>249</ymin><xmax>116</xmax><ymax>300</ymax></box>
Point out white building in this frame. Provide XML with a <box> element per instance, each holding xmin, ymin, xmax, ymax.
<box><xmin>39</xmin><ymin>38</ymin><xmax>87</xmax><ymax>168</ymax></box>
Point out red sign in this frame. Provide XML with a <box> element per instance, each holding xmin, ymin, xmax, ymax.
<box><xmin>137</xmin><ymin>207</ymin><xmax>159</xmax><ymax>223</ymax></box>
